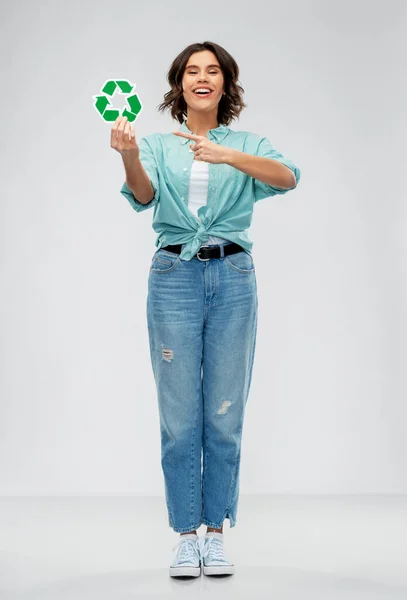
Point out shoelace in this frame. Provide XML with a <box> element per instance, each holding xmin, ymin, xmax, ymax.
<box><xmin>172</xmin><ymin>537</ymin><xmax>199</xmax><ymax>563</ymax></box>
<box><xmin>198</xmin><ymin>537</ymin><xmax>227</xmax><ymax>562</ymax></box>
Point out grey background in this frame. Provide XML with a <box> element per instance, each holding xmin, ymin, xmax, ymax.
<box><xmin>1</xmin><ymin>0</ymin><xmax>406</xmax><ymax>495</ymax></box>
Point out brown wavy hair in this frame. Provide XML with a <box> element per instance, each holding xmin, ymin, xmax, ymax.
<box><xmin>157</xmin><ymin>41</ymin><xmax>247</xmax><ymax>126</ymax></box>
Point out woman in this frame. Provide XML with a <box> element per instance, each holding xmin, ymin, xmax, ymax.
<box><xmin>111</xmin><ymin>41</ymin><xmax>300</xmax><ymax>578</ymax></box>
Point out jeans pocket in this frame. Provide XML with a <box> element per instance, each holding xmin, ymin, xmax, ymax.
<box><xmin>224</xmin><ymin>251</ymin><xmax>255</xmax><ymax>273</ymax></box>
<box><xmin>150</xmin><ymin>250</ymin><xmax>181</xmax><ymax>273</ymax></box>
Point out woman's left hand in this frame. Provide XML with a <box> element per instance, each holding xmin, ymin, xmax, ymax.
<box><xmin>173</xmin><ymin>131</ymin><xmax>229</xmax><ymax>164</ymax></box>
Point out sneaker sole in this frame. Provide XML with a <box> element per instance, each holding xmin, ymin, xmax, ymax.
<box><xmin>169</xmin><ymin>565</ymin><xmax>201</xmax><ymax>577</ymax></box>
<box><xmin>203</xmin><ymin>564</ymin><xmax>235</xmax><ymax>576</ymax></box>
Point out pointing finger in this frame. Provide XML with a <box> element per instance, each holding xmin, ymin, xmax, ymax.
<box><xmin>173</xmin><ymin>131</ymin><xmax>201</xmax><ymax>141</ymax></box>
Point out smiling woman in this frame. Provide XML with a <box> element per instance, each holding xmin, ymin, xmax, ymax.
<box><xmin>115</xmin><ymin>40</ymin><xmax>300</xmax><ymax>577</ymax></box>
<box><xmin>157</xmin><ymin>40</ymin><xmax>247</xmax><ymax>132</ymax></box>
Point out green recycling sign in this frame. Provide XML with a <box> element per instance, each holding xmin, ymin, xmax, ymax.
<box><xmin>93</xmin><ymin>79</ymin><xmax>142</xmax><ymax>122</ymax></box>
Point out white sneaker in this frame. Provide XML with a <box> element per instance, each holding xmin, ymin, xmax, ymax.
<box><xmin>198</xmin><ymin>532</ymin><xmax>235</xmax><ymax>576</ymax></box>
<box><xmin>169</xmin><ymin>533</ymin><xmax>201</xmax><ymax>577</ymax></box>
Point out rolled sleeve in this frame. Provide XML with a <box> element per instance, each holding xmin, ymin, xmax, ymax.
<box><xmin>253</xmin><ymin>136</ymin><xmax>301</xmax><ymax>203</ymax></box>
<box><xmin>120</xmin><ymin>136</ymin><xmax>160</xmax><ymax>212</ymax></box>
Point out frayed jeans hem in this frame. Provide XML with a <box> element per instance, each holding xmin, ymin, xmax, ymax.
<box><xmin>170</xmin><ymin>522</ymin><xmax>202</xmax><ymax>533</ymax></box>
<box><xmin>202</xmin><ymin>515</ymin><xmax>237</xmax><ymax>529</ymax></box>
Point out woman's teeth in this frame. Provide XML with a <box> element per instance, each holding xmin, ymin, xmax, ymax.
<box><xmin>193</xmin><ymin>90</ymin><xmax>213</xmax><ymax>97</ymax></box>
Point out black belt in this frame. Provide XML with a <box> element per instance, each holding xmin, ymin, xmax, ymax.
<box><xmin>161</xmin><ymin>242</ymin><xmax>246</xmax><ymax>261</ymax></box>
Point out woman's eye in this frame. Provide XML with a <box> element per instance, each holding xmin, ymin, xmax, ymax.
<box><xmin>188</xmin><ymin>71</ymin><xmax>218</xmax><ymax>74</ymax></box>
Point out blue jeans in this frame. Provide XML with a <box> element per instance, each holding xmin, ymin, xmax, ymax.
<box><xmin>146</xmin><ymin>242</ymin><xmax>258</xmax><ymax>532</ymax></box>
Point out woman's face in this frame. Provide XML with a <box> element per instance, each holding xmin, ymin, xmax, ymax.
<box><xmin>181</xmin><ymin>50</ymin><xmax>225</xmax><ymax>113</ymax></box>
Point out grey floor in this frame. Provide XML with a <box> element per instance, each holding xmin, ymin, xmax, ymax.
<box><xmin>0</xmin><ymin>495</ymin><xmax>406</xmax><ymax>599</ymax></box>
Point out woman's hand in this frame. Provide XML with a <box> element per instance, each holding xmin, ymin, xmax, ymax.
<box><xmin>111</xmin><ymin>116</ymin><xmax>139</xmax><ymax>158</ymax></box>
<box><xmin>173</xmin><ymin>131</ymin><xmax>229</xmax><ymax>164</ymax></box>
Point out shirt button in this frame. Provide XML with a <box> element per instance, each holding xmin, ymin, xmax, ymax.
<box><xmin>211</xmin><ymin>187</ymin><xmax>215</xmax><ymax>192</ymax></box>
<box><xmin>181</xmin><ymin>196</ymin><xmax>184</xmax><ymax>200</ymax></box>
<box><xmin>183</xmin><ymin>167</ymin><xmax>187</xmax><ymax>171</ymax></box>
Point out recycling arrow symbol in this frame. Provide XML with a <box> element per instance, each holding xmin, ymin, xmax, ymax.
<box><xmin>93</xmin><ymin>79</ymin><xmax>143</xmax><ymax>122</ymax></box>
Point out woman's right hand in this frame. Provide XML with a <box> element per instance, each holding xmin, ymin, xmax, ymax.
<box><xmin>111</xmin><ymin>116</ymin><xmax>139</xmax><ymax>159</ymax></box>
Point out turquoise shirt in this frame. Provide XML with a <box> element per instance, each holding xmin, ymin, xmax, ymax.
<box><xmin>120</xmin><ymin>118</ymin><xmax>301</xmax><ymax>261</ymax></box>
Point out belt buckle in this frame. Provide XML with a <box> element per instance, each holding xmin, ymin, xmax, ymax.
<box><xmin>196</xmin><ymin>246</ymin><xmax>211</xmax><ymax>261</ymax></box>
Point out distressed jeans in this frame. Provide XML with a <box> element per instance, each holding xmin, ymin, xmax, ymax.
<box><xmin>146</xmin><ymin>241</ymin><xmax>258</xmax><ymax>533</ymax></box>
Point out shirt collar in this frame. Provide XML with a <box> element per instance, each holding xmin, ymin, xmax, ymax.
<box><xmin>177</xmin><ymin>118</ymin><xmax>229</xmax><ymax>145</ymax></box>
